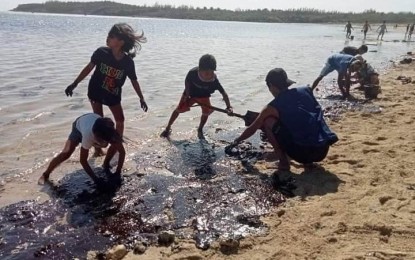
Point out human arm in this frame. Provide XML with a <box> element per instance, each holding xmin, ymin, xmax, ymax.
<box><xmin>111</xmin><ymin>142</ymin><xmax>125</xmax><ymax>175</ymax></box>
<box><xmin>131</xmin><ymin>80</ymin><xmax>148</xmax><ymax>112</ymax></box>
<box><xmin>220</xmin><ymin>91</ymin><xmax>233</xmax><ymax>113</ymax></box>
<box><xmin>65</xmin><ymin>62</ymin><xmax>95</xmax><ymax>96</ymax></box>
<box><xmin>311</xmin><ymin>75</ymin><xmax>323</xmax><ymax>91</ymax></box>
<box><xmin>79</xmin><ymin>147</ymin><xmax>99</xmax><ymax>183</ymax></box>
<box><xmin>234</xmin><ymin>105</ymin><xmax>278</xmax><ymax>143</ymax></box>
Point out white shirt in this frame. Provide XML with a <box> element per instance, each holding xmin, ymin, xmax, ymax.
<box><xmin>76</xmin><ymin>113</ymin><xmax>108</xmax><ymax>149</ymax></box>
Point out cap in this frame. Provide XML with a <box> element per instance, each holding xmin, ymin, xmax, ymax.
<box><xmin>265</xmin><ymin>68</ymin><xmax>295</xmax><ymax>88</ymax></box>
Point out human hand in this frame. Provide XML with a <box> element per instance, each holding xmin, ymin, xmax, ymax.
<box><xmin>65</xmin><ymin>83</ymin><xmax>77</xmax><ymax>97</ymax></box>
<box><xmin>140</xmin><ymin>99</ymin><xmax>148</xmax><ymax>112</ymax></box>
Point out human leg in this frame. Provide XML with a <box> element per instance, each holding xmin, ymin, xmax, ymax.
<box><xmin>38</xmin><ymin>140</ymin><xmax>78</xmax><ymax>184</ymax></box>
<box><xmin>108</xmin><ymin>104</ymin><xmax>125</xmax><ymax>135</ymax></box>
<box><xmin>90</xmin><ymin>100</ymin><xmax>105</xmax><ymax>156</ymax></box>
<box><xmin>263</xmin><ymin>117</ymin><xmax>290</xmax><ymax>170</ymax></box>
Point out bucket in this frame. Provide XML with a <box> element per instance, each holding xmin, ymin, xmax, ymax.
<box><xmin>363</xmin><ymin>85</ymin><xmax>381</xmax><ymax>99</ymax></box>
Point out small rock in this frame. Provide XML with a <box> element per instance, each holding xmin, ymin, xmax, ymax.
<box><xmin>106</xmin><ymin>245</ymin><xmax>128</xmax><ymax>260</ymax></box>
<box><xmin>133</xmin><ymin>242</ymin><xmax>147</xmax><ymax>255</ymax></box>
<box><xmin>158</xmin><ymin>230</ymin><xmax>175</xmax><ymax>245</ymax></box>
<box><xmin>327</xmin><ymin>237</ymin><xmax>338</xmax><ymax>243</ymax></box>
<box><xmin>86</xmin><ymin>251</ymin><xmax>98</xmax><ymax>260</ymax></box>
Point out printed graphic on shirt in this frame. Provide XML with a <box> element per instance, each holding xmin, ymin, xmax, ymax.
<box><xmin>99</xmin><ymin>63</ymin><xmax>124</xmax><ymax>95</ymax></box>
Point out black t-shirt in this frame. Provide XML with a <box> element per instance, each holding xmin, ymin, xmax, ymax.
<box><xmin>340</xmin><ymin>46</ymin><xmax>359</xmax><ymax>56</ymax></box>
<box><xmin>88</xmin><ymin>47</ymin><xmax>137</xmax><ymax>106</ymax></box>
<box><xmin>185</xmin><ymin>67</ymin><xmax>225</xmax><ymax>98</ymax></box>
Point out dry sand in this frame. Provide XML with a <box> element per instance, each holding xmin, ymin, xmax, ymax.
<box><xmin>121</xmin><ymin>62</ymin><xmax>415</xmax><ymax>259</ymax></box>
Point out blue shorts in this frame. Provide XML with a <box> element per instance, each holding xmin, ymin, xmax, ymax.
<box><xmin>68</xmin><ymin>120</ymin><xmax>82</xmax><ymax>144</ymax></box>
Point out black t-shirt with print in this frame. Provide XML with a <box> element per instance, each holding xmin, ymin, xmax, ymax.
<box><xmin>88</xmin><ymin>47</ymin><xmax>137</xmax><ymax>106</ymax></box>
<box><xmin>185</xmin><ymin>67</ymin><xmax>225</xmax><ymax>98</ymax></box>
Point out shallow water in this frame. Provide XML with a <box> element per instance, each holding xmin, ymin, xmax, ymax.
<box><xmin>0</xmin><ymin>12</ymin><xmax>413</xmax><ymax>258</ymax></box>
<box><xmin>0</xmin><ymin>12</ymin><xmax>413</xmax><ymax>181</ymax></box>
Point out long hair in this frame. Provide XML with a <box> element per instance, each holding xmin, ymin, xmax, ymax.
<box><xmin>108</xmin><ymin>23</ymin><xmax>147</xmax><ymax>59</ymax></box>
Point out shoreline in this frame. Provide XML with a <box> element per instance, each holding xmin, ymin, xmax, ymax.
<box><xmin>120</xmin><ymin>60</ymin><xmax>415</xmax><ymax>258</ymax></box>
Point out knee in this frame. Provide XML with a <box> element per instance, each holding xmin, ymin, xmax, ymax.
<box><xmin>59</xmin><ymin>151</ymin><xmax>72</xmax><ymax>160</ymax></box>
<box><xmin>263</xmin><ymin>116</ymin><xmax>278</xmax><ymax>132</ymax></box>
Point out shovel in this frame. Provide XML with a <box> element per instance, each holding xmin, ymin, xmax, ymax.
<box><xmin>197</xmin><ymin>103</ymin><xmax>259</xmax><ymax>126</ymax></box>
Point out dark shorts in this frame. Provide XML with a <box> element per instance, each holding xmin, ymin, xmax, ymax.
<box><xmin>273</xmin><ymin>124</ymin><xmax>330</xmax><ymax>164</ymax></box>
<box><xmin>88</xmin><ymin>87</ymin><xmax>121</xmax><ymax>107</ymax></box>
<box><xmin>68</xmin><ymin>120</ymin><xmax>82</xmax><ymax>144</ymax></box>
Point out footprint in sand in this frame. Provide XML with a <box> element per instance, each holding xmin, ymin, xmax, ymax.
<box><xmin>362</xmin><ymin>141</ymin><xmax>380</xmax><ymax>146</ymax></box>
<box><xmin>362</xmin><ymin>148</ymin><xmax>380</xmax><ymax>154</ymax></box>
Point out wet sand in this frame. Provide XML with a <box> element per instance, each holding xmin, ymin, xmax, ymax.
<box><xmin>121</xmin><ymin>62</ymin><xmax>415</xmax><ymax>258</ymax></box>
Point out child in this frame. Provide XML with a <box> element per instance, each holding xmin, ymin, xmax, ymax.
<box><xmin>64</xmin><ymin>23</ymin><xmax>148</xmax><ymax>155</ymax></box>
<box><xmin>160</xmin><ymin>54</ymin><xmax>233</xmax><ymax>139</ymax></box>
<box><xmin>377</xmin><ymin>21</ymin><xmax>388</xmax><ymax>41</ymax></box>
<box><xmin>38</xmin><ymin>113</ymin><xmax>125</xmax><ymax>186</ymax></box>
<box><xmin>311</xmin><ymin>53</ymin><xmax>363</xmax><ymax>98</ymax></box>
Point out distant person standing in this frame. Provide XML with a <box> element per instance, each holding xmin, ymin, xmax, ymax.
<box><xmin>409</xmin><ymin>24</ymin><xmax>414</xmax><ymax>40</ymax></box>
<box><xmin>362</xmin><ymin>21</ymin><xmax>371</xmax><ymax>39</ymax></box>
<box><xmin>345</xmin><ymin>21</ymin><xmax>353</xmax><ymax>39</ymax></box>
<box><xmin>377</xmin><ymin>21</ymin><xmax>388</xmax><ymax>41</ymax></box>
<box><xmin>405</xmin><ymin>24</ymin><xmax>410</xmax><ymax>39</ymax></box>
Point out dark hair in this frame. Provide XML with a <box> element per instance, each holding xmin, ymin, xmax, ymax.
<box><xmin>359</xmin><ymin>44</ymin><xmax>368</xmax><ymax>53</ymax></box>
<box><xmin>199</xmin><ymin>54</ymin><xmax>217</xmax><ymax>71</ymax></box>
<box><xmin>108</xmin><ymin>23</ymin><xmax>147</xmax><ymax>58</ymax></box>
<box><xmin>92</xmin><ymin>117</ymin><xmax>123</xmax><ymax>143</ymax></box>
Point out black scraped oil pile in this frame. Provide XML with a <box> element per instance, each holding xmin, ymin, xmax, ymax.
<box><xmin>0</xmin><ymin>137</ymin><xmax>287</xmax><ymax>259</ymax></box>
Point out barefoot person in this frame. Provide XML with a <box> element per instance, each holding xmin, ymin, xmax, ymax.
<box><xmin>38</xmin><ymin>113</ymin><xmax>125</xmax><ymax>186</ymax></box>
<box><xmin>233</xmin><ymin>68</ymin><xmax>338</xmax><ymax>170</ymax></box>
<box><xmin>311</xmin><ymin>53</ymin><xmax>363</xmax><ymax>98</ymax></box>
<box><xmin>64</xmin><ymin>23</ymin><xmax>148</xmax><ymax>156</ymax></box>
<box><xmin>160</xmin><ymin>54</ymin><xmax>233</xmax><ymax>139</ymax></box>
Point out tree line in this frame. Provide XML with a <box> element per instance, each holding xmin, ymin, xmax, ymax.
<box><xmin>12</xmin><ymin>1</ymin><xmax>415</xmax><ymax>24</ymax></box>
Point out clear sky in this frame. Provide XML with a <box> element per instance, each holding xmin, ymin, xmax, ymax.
<box><xmin>1</xmin><ymin>0</ymin><xmax>414</xmax><ymax>13</ymax></box>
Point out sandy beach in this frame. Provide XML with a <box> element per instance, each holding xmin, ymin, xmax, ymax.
<box><xmin>116</xmin><ymin>62</ymin><xmax>415</xmax><ymax>259</ymax></box>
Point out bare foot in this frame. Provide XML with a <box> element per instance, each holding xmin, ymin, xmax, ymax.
<box><xmin>38</xmin><ymin>174</ymin><xmax>49</xmax><ymax>185</ymax></box>
<box><xmin>160</xmin><ymin>128</ymin><xmax>171</xmax><ymax>138</ymax></box>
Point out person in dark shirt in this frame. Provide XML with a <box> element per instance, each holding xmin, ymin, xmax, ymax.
<box><xmin>64</xmin><ymin>23</ymin><xmax>148</xmax><ymax>156</ymax></box>
<box><xmin>160</xmin><ymin>54</ymin><xmax>233</xmax><ymax>139</ymax></box>
<box><xmin>340</xmin><ymin>45</ymin><xmax>368</xmax><ymax>56</ymax></box>
<box><xmin>233</xmin><ymin>68</ymin><xmax>338</xmax><ymax>171</ymax></box>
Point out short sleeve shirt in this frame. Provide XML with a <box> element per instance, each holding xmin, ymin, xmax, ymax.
<box><xmin>88</xmin><ymin>47</ymin><xmax>137</xmax><ymax>106</ymax></box>
<box><xmin>185</xmin><ymin>67</ymin><xmax>225</xmax><ymax>98</ymax></box>
<box><xmin>328</xmin><ymin>53</ymin><xmax>355</xmax><ymax>74</ymax></box>
<box><xmin>75</xmin><ymin>113</ymin><xmax>107</xmax><ymax>149</ymax></box>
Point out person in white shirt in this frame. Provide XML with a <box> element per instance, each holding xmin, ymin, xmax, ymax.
<box><xmin>38</xmin><ymin>113</ymin><xmax>125</xmax><ymax>186</ymax></box>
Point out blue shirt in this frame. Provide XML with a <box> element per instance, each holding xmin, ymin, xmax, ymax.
<box><xmin>328</xmin><ymin>53</ymin><xmax>355</xmax><ymax>74</ymax></box>
<box><xmin>268</xmin><ymin>86</ymin><xmax>338</xmax><ymax>147</ymax></box>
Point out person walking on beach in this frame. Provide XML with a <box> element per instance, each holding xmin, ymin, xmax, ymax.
<box><xmin>38</xmin><ymin>113</ymin><xmax>125</xmax><ymax>186</ymax></box>
<box><xmin>233</xmin><ymin>68</ymin><xmax>338</xmax><ymax>171</ymax></box>
<box><xmin>405</xmin><ymin>24</ymin><xmax>410</xmax><ymax>39</ymax></box>
<box><xmin>409</xmin><ymin>24</ymin><xmax>414</xmax><ymax>40</ymax></box>
<box><xmin>345</xmin><ymin>21</ymin><xmax>353</xmax><ymax>39</ymax></box>
<box><xmin>376</xmin><ymin>21</ymin><xmax>388</xmax><ymax>41</ymax></box>
<box><xmin>64</xmin><ymin>23</ymin><xmax>148</xmax><ymax>156</ymax></box>
<box><xmin>160</xmin><ymin>54</ymin><xmax>233</xmax><ymax>139</ymax></box>
<box><xmin>311</xmin><ymin>53</ymin><xmax>363</xmax><ymax>98</ymax></box>
<box><xmin>340</xmin><ymin>44</ymin><xmax>368</xmax><ymax>56</ymax></box>
<box><xmin>362</xmin><ymin>21</ymin><xmax>371</xmax><ymax>39</ymax></box>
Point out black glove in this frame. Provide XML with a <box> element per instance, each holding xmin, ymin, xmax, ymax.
<box><xmin>65</xmin><ymin>83</ymin><xmax>77</xmax><ymax>97</ymax></box>
<box><xmin>140</xmin><ymin>99</ymin><xmax>148</xmax><ymax>112</ymax></box>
